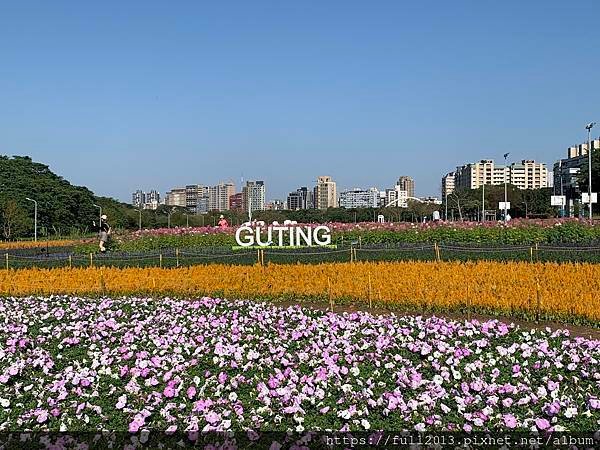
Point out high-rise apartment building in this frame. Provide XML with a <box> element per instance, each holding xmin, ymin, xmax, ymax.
<box><xmin>229</xmin><ymin>192</ymin><xmax>244</xmax><ymax>211</ymax></box>
<box><xmin>509</xmin><ymin>160</ymin><xmax>548</xmax><ymax>190</ymax></box>
<box><xmin>384</xmin><ymin>187</ymin><xmax>408</xmax><ymax>208</ymax></box>
<box><xmin>315</xmin><ymin>176</ymin><xmax>337</xmax><ymax>209</ymax></box>
<box><xmin>165</xmin><ymin>188</ymin><xmax>187</xmax><ymax>207</ymax></box>
<box><xmin>242</xmin><ymin>180</ymin><xmax>265</xmax><ymax>215</ymax></box>
<box><xmin>454</xmin><ymin>159</ymin><xmax>547</xmax><ymax>191</ymax></box>
<box><xmin>339</xmin><ymin>188</ymin><xmax>379</xmax><ymax>208</ymax></box>
<box><xmin>208</xmin><ymin>182</ymin><xmax>235</xmax><ymax>211</ymax></box>
<box><xmin>396</xmin><ymin>176</ymin><xmax>415</xmax><ymax>199</ymax></box>
<box><xmin>132</xmin><ymin>189</ymin><xmax>161</xmax><ymax>210</ymax></box>
<box><xmin>286</xmin><ymin>186</ymin><xmax>314</xmax><ymax>210</ymax></box>
<box><xmin>441</xmin><ymin>172</ymin><xmax>455</xmax><ymax>198</ymax></box>
<box><xmin>554</xmin><ymin>138</ymin><xmax>600</xmax><ymax>208</ymax></box>
<box><xmin>132</xmin><ymin>190</ymin><xmax>145</xmax><ymax>208</ymax></box>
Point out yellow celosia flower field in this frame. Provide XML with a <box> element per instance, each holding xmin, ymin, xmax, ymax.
<box><xmin>0</xmin><ymin>239</ymin><xmax>79</xmax><ymax>250</ymax></box>
<box><xmin>1</xmin><ymin>261</ymin><xmax>598</xmax><ymax>322</ymax></box>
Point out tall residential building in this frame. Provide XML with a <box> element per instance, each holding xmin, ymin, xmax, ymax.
<box><xmin>554</xmin><ymin>138</ymin><xmax>600</xmax><ymax>207</ymax></box>
<box><xmin>384</xmin><ymin>186</ymin><xmax>408</xmax><ymax>208</ymax></box>
<box><xmin>266</xmin><ymin>200</ymin><xmax>285</xmax><ymax>210</ymax></box>
<box><xmin>315</xmin><ymin>176</ymin><xmax>337</xmax><ymax>209</ymax></box>
<box><xmin>509</xmin><ymin>160</ymin><xmax>548</xmax><ymax>190</ymax></box>
<box><xmin>286</xmin><ymin>186</ymin><xmax>314</xmax><ymax>210</ymax></box>
<box><xmin>454</xmin><ymin>159</ymin><xmax>547</xmax><ymax>191</ymax></box>
<box><xmin>132</xmin><ymin>190</ymin><xmax>145</xmax><ymax>208</ymax></box>
<box><xmin>242</xmin><ymin>180</ymin><xmax>265</xmax><ymax>214</ymax></box>
<box><xmin>441</xmin><ymin>172</ymin><xmax>455</xmax><ymax>198</ymax></box>
<box><xmin>132</xmin><ymin>189</ymin><xmax>161</xmax><ymax>209</ymax></box>
<box><xmin>165</xmin><ymin>187</ymin><xmax>187</xmax><ymax>207</ymax></box>
<box><xmin>229</xmin><ymin>192</ymin><xmax>244</xmax><ymax>211</ymax></box>
<box><xmin>339</xmin><ymin>188</ymin><xmax>379</xmax><ymax>209</ymax></box>
<box><xmin>396</xmin><ymin>176</ymin><xmax>415</xmax><ymax>199</ymax></box>
<box><xmin>208</xmin><ymin>182</ymin><xmax>235</xmax><ymax>211</ymax></box>
<box><xmin>184</xmin><ymin>184</ymin><xmax>209</xmax><ymax>212</ymax></box>
<box><xmin>455</xmin><ymin>160</ymin><xmax>508</xmax><ymax>189</ymax></box>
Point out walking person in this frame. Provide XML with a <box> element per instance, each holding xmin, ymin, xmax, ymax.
<box><xmin>93</xmin><ymin>214</ymin><xmax>111</xmax><ymax>253</ymax></box>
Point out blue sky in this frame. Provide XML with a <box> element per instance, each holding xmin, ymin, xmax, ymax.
<box><xmin>1</xmin><ymin>1</ymin><xmax>599</xmax><ymax>202</ymax></box>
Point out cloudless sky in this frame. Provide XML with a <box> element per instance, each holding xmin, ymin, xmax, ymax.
<box><xmin>1</xmin><ymin>1</ymin><xmax>599</xmax><ymax>202</ymax></box>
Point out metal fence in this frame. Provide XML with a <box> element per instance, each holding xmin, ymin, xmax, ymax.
<box><xmin>3</xmin><ymin>243</ymin><xmax>600</xmax><ymax>269</ymax></box>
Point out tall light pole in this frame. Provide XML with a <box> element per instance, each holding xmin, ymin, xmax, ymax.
<box><xmin>25</xmin><ymin>197</ymin><xmax>37</xmax><ymax>242</ymax></box>
<box><xmin>138</xmin><ymin>206</ymin><xmax>142</xmax><ymax>231</ymax></box>
<box><xmin>586</xmin><ymin>122</ymin><xmax>596</xmax><ymax>220</ymax></box>
<box><xmin>481</xmin><ymin>182</ymin><xmax>485</xmax><ymax>222</ymax></box>
<box><xmin>503</xmin><ymin>152</ymin><xmax>510</xmax><ymax>223</ymax></box>
<box><xmin>93</xmin><ymin>204</ymin><xmax>102</xmax><ymax>234</ymax></box>
<box><xmin>445</xmin><ymin>191</ymin><xmax>449</xmax><ymax>221</ymax></box>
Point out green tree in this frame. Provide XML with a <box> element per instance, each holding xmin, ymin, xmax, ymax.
<box><xmin>0</xmin><ymin>199</ymin><xmax>28</xmax><ymax>240</ymax></box>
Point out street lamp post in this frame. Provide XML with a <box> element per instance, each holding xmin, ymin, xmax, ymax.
<box><xmin>586</xmin><ymin>122</ymin><xmax>596</xmax><ymax>220</ymax></box>
<box><xmin>25</xmin><ymin>197</ymin><xmax>37</xmax><ymax>242</ymax></box>
<box><xmin>138</xmin><ymin>206</ymin><xmax>142</xmax><ymax>231</ymax></box>
<box><xmin>481</xmin><ymin>182</ymin><xmax>485</xmax><ymax>222</ymax></box>
<box><xmin>503</xmin><ymin>152</ymin><xmax>510</xmax><ymax>223</ymax></box>
<box><xmin>445</xmin><ymin>191</ymin><xmax>448</xmax><ymax>221</ymax></box>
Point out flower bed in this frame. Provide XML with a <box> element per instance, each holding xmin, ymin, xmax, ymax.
<box><xmin>88</xmin><ymin>220</ymin><xmax>600</xmax><ymax>253</ymax></box>
<box><xmin>1</xmin><ymin>262</ymin><xmax>599</xmax><ymax>323</ymax></box>
<box><xmin>0</xmin><ymin>296</ymin><xmax>598</xmax><ymax>442</ymax></box>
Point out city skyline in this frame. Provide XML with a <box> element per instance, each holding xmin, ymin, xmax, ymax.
<box><xmin>1</xmin><ymin>1</ymin><xmax>599</xmax><ymax>202</ymax></box>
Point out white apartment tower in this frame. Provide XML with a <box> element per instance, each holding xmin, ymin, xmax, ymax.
<box><xmin>315</xmin><ymin>176</ymin><xmax>337</xmax><ymax>209</ymax></box>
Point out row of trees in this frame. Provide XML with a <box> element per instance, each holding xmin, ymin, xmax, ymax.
<box><xmin>444</xmin><ymin>186</ymin><xmax>554</xmax><ymax>221</ymax></box>
<box><xmin>0</xmin><ymin>156</ymin><xmax>135</xmax><ymax>240</ymax></box>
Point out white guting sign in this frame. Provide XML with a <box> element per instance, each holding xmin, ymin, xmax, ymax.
<box><xmin>235</xmin><ymin>225</ymin><xmax>332</xmax><ymax>247</ymax></box>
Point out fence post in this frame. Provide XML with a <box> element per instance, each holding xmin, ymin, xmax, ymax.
<box><xmin>261</xmin><ymin>249</ymin><xmax>265</xmax><ymax>266</ymax></box>
<box><xmin>350</xmin><ymin>246</ymin><xmax>354</xmax><ymax>263</ymax></box>
<box><xmin>529</xmin><ymin>247</ymin><xmax>533</xmax><ymax>263</ymax></box>
<box><xmin>5</xmin><ymin>253</ymin><xmax>8</xmax><ymax>270</ymax></box>
<box><xmin>176</xmin><ymin>248</ymin><xmax>180</xmax><ymax>268</ymax></box>
<box><xmin>69</xmin><ymin>255</ymin><xmax>72</xmax><ymax>269</ymax></box>
<box><xmin>535</xmin><ymin>242</ymin><xmax>539</xmax><ymax>262</ymax></box>
<box><xmin>89</xmin><ymin>253</ymin><xmax>93</xmax><ymax>268</ymax></box>
<box><xmin>159</xmin><ymin>253</ymin><xmax>163</xmax><ymax>268</ymax></box>
<box><xmin>257</xmin><ymin>249</ymin><xmax>261</xmax><ymax>265</ymax></box>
